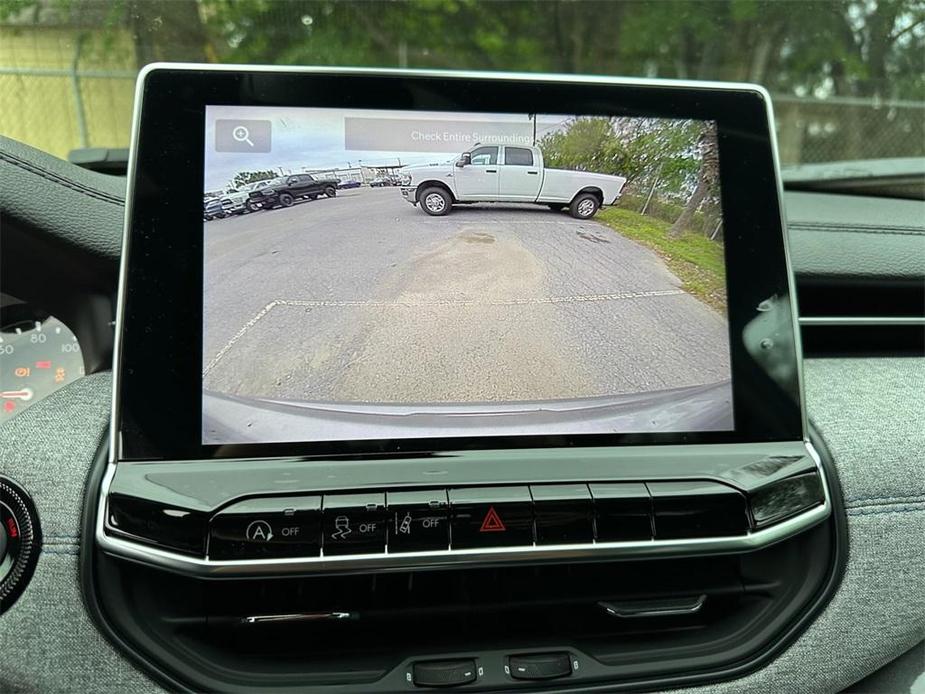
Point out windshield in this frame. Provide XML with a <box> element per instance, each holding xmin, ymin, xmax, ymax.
<box><xmin>1</xmin><ymin>1</ymin><xmax>922</xmax><ymax>168</ymax></box>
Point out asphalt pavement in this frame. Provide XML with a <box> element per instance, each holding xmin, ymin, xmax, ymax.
<box><xmin>202</xmin><ymin>187</ymin><xmax>731</xmax><ymax>403</ymax></box>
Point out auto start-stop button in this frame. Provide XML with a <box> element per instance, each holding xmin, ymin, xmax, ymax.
<box><xmin>209</xmin><ymin>495</ymin><xmax>321</xmax><ymax>560</ymax></box>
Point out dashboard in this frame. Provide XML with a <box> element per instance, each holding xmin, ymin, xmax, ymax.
<box><xmin>0</xmin><ymin>296</ymin><xmax>85</xmax><ymax>423</ymax></box>
<box><xmin>0</xmin><ymin>67</ymin><xmax>922</xmax><ymax>694</ymax></box>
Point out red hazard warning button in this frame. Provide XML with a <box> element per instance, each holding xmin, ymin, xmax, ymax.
<box><xmin>449</xmin><ymin>487</ymin><xmax>533</xmax><ymax>549</ymax></box>
<box><xmin>480</xmin><ymin>506</ymin><xmax>506</xmax><ymax>532</ymax></box>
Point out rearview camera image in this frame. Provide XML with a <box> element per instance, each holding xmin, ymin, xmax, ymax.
<box><xmin>202</xmin><ymin>106</ymin><xmax>733</xmax><ymax>444</ymax></box>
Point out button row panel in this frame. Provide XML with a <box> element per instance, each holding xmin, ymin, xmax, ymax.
<box><xmin>207</xmin><ymin>481</ymin><xmax>752</xmax><ymax>560</ymax></box>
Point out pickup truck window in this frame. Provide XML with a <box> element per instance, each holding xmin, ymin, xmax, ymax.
<box><xmin>470</xmin><ymin>146</ymin><xmax>498</xmax><ymax>166</ymax></box>
<box><xmin>505</xmin><ymin>147</ymin><xmax>534</xmax><ymax>166</ymax></box>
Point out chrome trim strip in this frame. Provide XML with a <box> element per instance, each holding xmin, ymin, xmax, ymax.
<box><xmin>600</xmin><ymin>594</ymin><xmax>706</xmax><ymax>618</ymax></box>
<box><xmin>94</xmin><ymin>442</ymin><xmax>831</xmax><ymax>578</ymax></box>
<box><xmin>241</xmin><ymin>612</ymin><xmax>354</xmax><ymax>624</ymax></box>
<box><xmin>760</xmin><ymin>86</ymin><xmax>809</xmax><ymax>441</ymax></box>
<box><xmin>799</xmin><ymin>316</ymin><xmax>925</xmax><ymax>326</ymax></box>
<box><xmin>96</xmin><ymin>502</ymin><xmax>829</xmax><ymax>578</ymax></box>
<box><xmin>109</xmin><ymin>62</ymin><xmax>151</xmax><ymax>463</ymax></box>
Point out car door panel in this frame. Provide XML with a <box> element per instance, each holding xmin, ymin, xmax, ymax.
<box><xmin>453</xmin><ymin>145</ymin><xmax>500</xmax><ymax>200</ymax></box>
<box><xmin>498</xmin><ymin>146</ymin><xmax>542</xmax><ymax>201</ymax></box>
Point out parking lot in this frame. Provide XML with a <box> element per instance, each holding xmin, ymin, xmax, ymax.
<box><xmin>202</xmin><ymin>186</ymin><xmax>730</xmax><ymax>403</ymax></box>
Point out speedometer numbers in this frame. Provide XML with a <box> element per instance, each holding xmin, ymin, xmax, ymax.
<box><xmin>0</xmin><ymin>308</ymin><xmax>84</xmax><ymax>422</ymax></box>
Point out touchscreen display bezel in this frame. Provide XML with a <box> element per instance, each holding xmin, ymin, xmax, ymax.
<box><xmin>115</xmin><ymin>64</ymin><xmax>805</xmax><ymax>461</ymax></box>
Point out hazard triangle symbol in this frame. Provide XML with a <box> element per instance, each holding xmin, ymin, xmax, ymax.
<box><xmin>479</xmin><ymin>506</ymin><xmax>506</xmax><ymax>532</ymax></box>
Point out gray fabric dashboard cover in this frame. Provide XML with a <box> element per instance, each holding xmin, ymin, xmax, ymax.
<box><xmin>0</xmin><ymin>361</ymin><xmax>923</xmax><ymax>693</ymax></box>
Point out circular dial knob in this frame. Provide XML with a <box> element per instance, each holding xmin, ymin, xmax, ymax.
<box><xmin>0</xmin><ymin>475</ymin><xmax>42</xmax><ymax>614</ymax></box>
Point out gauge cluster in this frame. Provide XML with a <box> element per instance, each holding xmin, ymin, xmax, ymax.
<box><xmin>0</xmin><ymin>299</ymin><xmax>85</xmax><ymax>422</ymax></box>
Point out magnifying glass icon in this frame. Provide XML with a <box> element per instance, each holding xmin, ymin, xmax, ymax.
<box><xmin>232</xmin><ymin>125</ymin><xmax>254</xmax><ymax>147</ymax></box>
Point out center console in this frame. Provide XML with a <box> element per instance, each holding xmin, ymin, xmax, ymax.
<box><xmin>83</xmin><ymin>65</ymin><xmax>844</xmax><ymax>692</ymax></box>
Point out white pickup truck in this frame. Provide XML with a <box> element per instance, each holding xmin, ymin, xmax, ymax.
<box><xmin>400</xmin><ymin>144</ymin><xmax>626</xmax><ymax>219</ymax></box>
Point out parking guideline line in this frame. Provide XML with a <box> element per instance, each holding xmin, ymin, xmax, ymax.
<box><xmin>272</xmin><ymin>289</ymin><xmax>685</xmax><ymax>308</ymax></box>
<box><xmin>203</xmin><ymin>300</ymin><xmax>282</xmax><ymax>376</ymax></box>
<box><xmin>202</xmin><ymin>289</ymin><xmax>686</xmax><ymax>376</ymax></box>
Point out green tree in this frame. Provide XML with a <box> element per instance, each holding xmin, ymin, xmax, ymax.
<box><xmin>3</xmin><ymin>0</ymin><xmax>923</xmax><ymax>162</ymax></box>
<box><xmin>668</xmin><ymin>123</ymin><xmax>720</xmax><ymax>238</ymax></box>
<box><xmin>232</xmin><ymin>170</ymin><xmax>278</xmax><ymax>188</ymax></box>
<box><xmin>539</xmin><ymin>117</ymin><xmax>622</xmax><ymax>174</ymax></box>
<box><xmin>539</xmin><ymin>116</ymin><xmax>703</xmax><ymax>197</ymax></box>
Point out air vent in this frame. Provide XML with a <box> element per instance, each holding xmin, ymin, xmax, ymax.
<box><xmin>797</xmin><ymin>280</ymin><xmax>924</xmax><ymax>357</ymax></box>
<box><xmin>95</xmin><ymin>520</ymin><xmax>834</xmax><ymax>691</ymax></box>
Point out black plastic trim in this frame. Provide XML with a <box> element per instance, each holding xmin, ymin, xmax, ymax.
<box><xmin>79</xmin><ymin>432</ymin><xmax>192</xmax><ymax>693</ymax></box>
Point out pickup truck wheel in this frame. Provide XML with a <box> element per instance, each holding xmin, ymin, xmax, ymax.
<box><xmin>570</xmin><ymin>193</ymin><xmax>600</xmax><ymax>219</ymax></box>
<box><xmin>420</xmin><ymin>187</ymin><xmax>451</xmax><ymax>216</ymax></box>
<box><xmin>246</xmin><ymin>201</ymin><xmax>261</xmax><ymax>212</ymax></box>
<box><xmin>324</xmin><ymin>186</ymin><xmax>336</xmax><ymax>197</ymax></box>
<box><xmin>278</xmin><ymin>193</ymin><xmax>294</xmax><ymax>207</ymax></box>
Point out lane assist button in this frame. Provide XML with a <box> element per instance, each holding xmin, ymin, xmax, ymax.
<box><xmin>449</xmin><ymin>486</ymin><xmax>533</xmax><ymax>549</ymax></box>
<box><xmin>322</xmin><ymin>493</ymin><xmax>387</xmax><ymax>555</ymax></box>
<box><xmin>387</xmin><ymin>489</ymin><xmax>449</xmax><ymax>553</ymax></box>
<box><xmin>209</xmin><ymin>495</ymin><xmax>321</xmax><ymax>560</ymax></box>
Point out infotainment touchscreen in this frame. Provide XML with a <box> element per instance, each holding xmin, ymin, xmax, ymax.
<box><xmin>115</xmin><ymin>66</ymin><xmax>803</xmax><ymax>459</ymax></box>
<box><xmin>201</xmin><ymin>106</ymin><xmax>733</xmax><ymax>444</ymax></box>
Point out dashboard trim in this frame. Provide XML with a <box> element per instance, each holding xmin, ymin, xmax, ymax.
<box><xmin>94</xmin><ymin>441</ymin><xmax>830</xmax><ymax>578</ymax></box>
<box><xmin>81</xmin><ymin>425</ymin><xmax>848</xmax><ymax>693</ymax></box>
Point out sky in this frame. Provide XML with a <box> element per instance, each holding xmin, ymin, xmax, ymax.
<box><xmin>204</xmin><ymin>105</ymin><xmax>570</xmax><ymax>191</ymax></box>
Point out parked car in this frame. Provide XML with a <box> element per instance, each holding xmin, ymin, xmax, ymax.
<box><xmin>247</xmin><ymin>173</ymin><xmax>340</xmax><ymax>209</ymax></box>
<box><xmin>337</xmin><ymin>179</ymin><xmax>362</xmax><ymax>189</ymax></box>
<box><xmin>369</xmin><ymin>177</ymin><xmax>394</xmax><ymax>187</ymax></box>
<box><xmin>203</xmin><ymin>197</ymin><xmax>229</xmax><ymax>220</ymax></box>
<box><xmin>221</xmin><ymin>180</ymin><xmax>276</xmax><ymax>214</ymax></box>
<box><xmin>401</xmin><ymin>144</ymin><xmax>626</xmax><ymax>218</ymax></box>
<box><xmin>218</xmin><ymin>190</ymin><xmax>247</xmax><ymax>215</ymax></box>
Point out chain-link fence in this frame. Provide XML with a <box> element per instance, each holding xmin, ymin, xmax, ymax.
<box><xmin>0</xmin><ymin>23</ymin><xmax>135</xmax><ymax>158</ymax></box>
<box><xmin>2</xmin><ymin>21</ymin><xmax>923</xmax><ymax>165</ymax></box>
<box><xmin>775</xmin><ymin>95</ymin><xmax>925</xmax><ymax>165</ymax></box>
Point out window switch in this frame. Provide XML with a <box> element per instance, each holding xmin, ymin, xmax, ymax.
<box><xmin>412</xmin><ymin>659</ymin><xmax>477</xmax><ymax>687</ymax></box>
<box><xmin>508</xmin><ymin>652</ymin><xmax>572</xmax><ymax>680</ymax></box>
